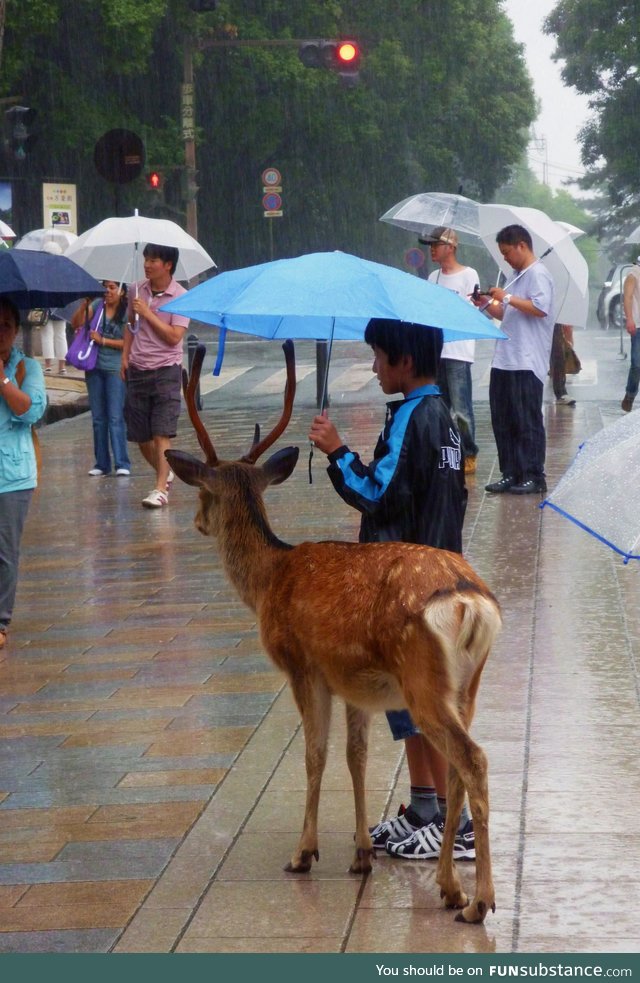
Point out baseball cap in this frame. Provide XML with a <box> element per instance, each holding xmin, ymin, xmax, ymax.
<box><xmin>419</xmin><ymin>226</ymin><xmax>459</xmax><ymax>247</ymax></box>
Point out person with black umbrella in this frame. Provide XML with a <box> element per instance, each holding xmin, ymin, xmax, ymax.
<box><xmin>0</xmin><ymin>297</ymin><xmax>47</xmax><ymax>649</ymax></box>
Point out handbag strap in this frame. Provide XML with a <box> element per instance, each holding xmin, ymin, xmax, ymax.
<box><xmin>15</xmin><ymin>359</ymin><xmax>42</xmax><ymax>480</ymax></box>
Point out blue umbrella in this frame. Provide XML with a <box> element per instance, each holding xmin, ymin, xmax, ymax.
<box><xmin>160</xmin><ymin>250</ymin><xmax>505</xmax><ymax>344</ymax></box>
<box><xmin>0</xmin><ymin>249</ymin><xmax>105</xmax><ymax>309</ymax></box>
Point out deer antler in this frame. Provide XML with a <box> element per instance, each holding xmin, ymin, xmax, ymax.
<box><xmin>183</xmin><ymin>343</ymin><xmax>219</xmax><ymax>466</ymax></box>
<box><xmin>242</xmin><ymin>340</ymin><xmax>297</xmax><ymax>464</ymax></box>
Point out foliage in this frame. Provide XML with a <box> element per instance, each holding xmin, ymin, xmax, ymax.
<box><xmin>544</xmin><ymin>0</ymin><xmax>640</xmax><ymax>241</ymax></box>
<box><xmin>1</xmin><ymin>0</ymin><xmax>537</xmax><ymax>271</ymax></box>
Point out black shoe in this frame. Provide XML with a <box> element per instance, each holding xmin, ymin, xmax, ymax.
<box><xmin>485</xmin><ymin>475</ymin><xmax>515</xmax><ymax>494</ymax></box>
<box><xmin>508</xmin><ymin>478</ymin><xmax>547</xmax><ymax>495</ymax></box>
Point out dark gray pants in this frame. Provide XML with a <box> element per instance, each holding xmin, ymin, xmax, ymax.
<box><xmin>0</xmin><ymin>488</ymin><xmax>33</xmax><ymax>629</ymax></box>
<box><xmin>489</xmin><ymin>368</ymin><xmax>546</xmax><ymax>483</ymax></box>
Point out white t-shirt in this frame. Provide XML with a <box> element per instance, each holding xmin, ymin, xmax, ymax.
<box><xmin>491</xmin><ymin>262</ymin><xmax>555</xmax><ymax>384</ymax></box>
<box><xmin>428</xmin><ymin>266</ymin><xmax>478</xmax><ymax>363</ymax></box>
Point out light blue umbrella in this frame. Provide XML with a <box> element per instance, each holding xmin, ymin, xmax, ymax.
<box><xmin>160</xmin><ymin>250</ymin><xmax>505</xmax><ymax>343</ymax></box>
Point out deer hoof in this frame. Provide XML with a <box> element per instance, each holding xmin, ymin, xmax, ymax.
<box><xmin>284</xmin><ymin>849</ymin><xmax>319</xmax><ymax>874</ymax></box>
<box><xmin>349</xmin><ymin>848</ymin><xmax>374</xmax><ymax>874</ymax></box>
<box><xmin>454</xmin><ymin>899</ymin><xmax>495</xmax><ymax>924</ymax></box>
<box><xmin>440</xmin><ymin>887</ymin><xmax>468</xmax><ymax>910</ymax></box>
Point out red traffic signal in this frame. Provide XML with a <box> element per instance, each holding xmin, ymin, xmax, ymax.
<box><xmin>335</xmin><ymin>42</ymin><xmax>359</xmax><ymax>67</ymax></box>
<box><xmin>298</xmin><ymin>39</ymin><xmax>361</xmax><ymax>79</ymax></box>
<box><xmin>146</xmin><ymin>170</ymin><xmax>163</xmax><ymax>190</ymax></box>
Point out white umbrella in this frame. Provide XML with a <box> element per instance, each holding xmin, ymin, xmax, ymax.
<box><xmin>15</xmin><ymin>227</ymin><xmax>78</xmax><ymax>252</ymax></box>
<box><xmin>0</xmin><ymin>219</ymin><xmax>16</xmax><ymax>240</ymax></box>
<box><xmin>65</xmin><ymin>213</ymin><xmax>215</xmax><ymax>283</ymax></box>
<box><xmin>379</xmin><ymin>192</ymin><xmax>482</xmax><ymax>245</ymax></box>
<box><xmin>477</xmin><ymin>204</ymin><xmax>589</xmax><ymax>327</ymax></box>
<box><xmin>624</xmin><ymin>224</ymin><xmax>640</xmax><ymax>245</ymax></box>
<box><xmin>555</xmin><ymin>220</ymin><xmax>586</xmax><ymax>240</ymax></box>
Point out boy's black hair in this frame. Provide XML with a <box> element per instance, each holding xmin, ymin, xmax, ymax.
<box><xmin>364</xmin><ymin>318</ymin><xmax>443</xmax><ymax>378</ymax></box>
<box><xmin>143</xmin><ymin>243</ymin><xmax>179</xmax><ymax>276</ymax></box>
<box><xmin>496</xmin><ymin>224</ymin><xmax>533</xmax><ymax>251</ymax></box>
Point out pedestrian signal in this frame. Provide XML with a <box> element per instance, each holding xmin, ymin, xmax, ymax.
<box><xmin>146</xmin><ymin>170</ymin><xmax>163</xmax><ymax>190</ymax></box>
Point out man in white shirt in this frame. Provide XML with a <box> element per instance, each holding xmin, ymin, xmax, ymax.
<box><xmin>420</xmin><ymin>227</ymin><xmax>479</xmax><ymax>474</ymax></box>
<box><xmin>473</xmin><ymin>224</ymin><xmax>555</xmax><ymax>496</ymax></box>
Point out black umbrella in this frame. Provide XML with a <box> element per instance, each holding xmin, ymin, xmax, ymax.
<box><xmin>0</xmin><ymin>249</ymin><xmax>105</xmax><ymax>309</ymax></box>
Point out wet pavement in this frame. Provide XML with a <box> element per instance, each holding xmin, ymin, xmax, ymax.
<box><xmin>1</xmin><ymin>324</ymin><xmax>639</xmax><ymax>953</ymax></box>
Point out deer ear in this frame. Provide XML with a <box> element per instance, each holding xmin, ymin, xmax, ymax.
<box><xmin>261</xmin><ymin>446</ymin><xmax>299</xmax><ymax>486</ymax></box>
<box><xmin>165</xmin><ymin>449</ymin><xmax>214</xmax><ymax>487</ymax></box>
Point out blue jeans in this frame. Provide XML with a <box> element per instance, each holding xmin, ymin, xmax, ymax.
<box><xmin>437</xmin><ymin>358</ymin><xmax>478</xmax><ymax>458</ymax></box>
<box><xmin>86</xmin><ymin>369</ymin><xmax>130</xmax><ymax>473</ymax></box>
<box><xmin>625</xmin><ymin>331</ymin><xmax>640</xmax><ymax>398</ymax></box>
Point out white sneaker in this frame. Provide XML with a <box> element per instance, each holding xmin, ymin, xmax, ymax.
<box><xmin>142</xmin><ymin>489</ymin><xmax>169</xmax><ymax>509</ymax></box>
<box><xmin>88</xmin><ymin>468</ymin><xmax>106</xmax><ymax>477</ymax></box>
<box><xmin>116</xmin><ymin>468</ymin><xmax>131</xmax><ymax>476</ymax></box>
<box><xmin>556</xmin><ymin>394</ymin><xmax>576</xmax><ymax>406</ymax></box>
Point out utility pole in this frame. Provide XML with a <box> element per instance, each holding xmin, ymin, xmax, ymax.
<box><xmin>182</xmin><ymin>37</ymin><xmax>198</xmax><ymax>239</ymax></box>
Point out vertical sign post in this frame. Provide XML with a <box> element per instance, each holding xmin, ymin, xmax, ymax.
<box><xmin>261</xmin><ymin>167</ymin><xmax>282</xmax><ymax>261</ymax></box>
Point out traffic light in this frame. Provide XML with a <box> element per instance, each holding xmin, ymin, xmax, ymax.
<box><xmin>298</xmin><ymin>39</ymin><xmax>361</xmax><ymax>83</ymax></box>
<box><xmin>146</xmin><ymin>170</ymin><xmax>163</xmax><ymax>191</ymax></box>
<box><xmin>5</xmin><ymin>106</ymin><xmax>38</xmax><ymax>160</ymax></box>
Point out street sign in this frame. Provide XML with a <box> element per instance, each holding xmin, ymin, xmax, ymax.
<box><xmin>93</xmin><ymin>129</ymin><xmax>145</xmax><ymax>185</ymax></box>
<box><xmin>262</xmin><ymin>192</ymin><xmax>282</xmax><ymax>212</ymax></box>
<box><xmin>404</xmin><ymin>247</ymin><xmax>425</xmax><ymax>269</ymax></box>
<box><xmin>262</xmin><ymin>167</ymin><xmax>281</xmax><ymax>187</ymax></box>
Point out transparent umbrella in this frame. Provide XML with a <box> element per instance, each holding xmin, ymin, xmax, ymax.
<box><xmin>542</xmin><ymin>411</ymin><xmax>640</xmax><ymax>562</ymax></box>
<box><xmin>380</xmin><ymin>192</ymin><xmax>482</xmax><ymax>245</ymax></box>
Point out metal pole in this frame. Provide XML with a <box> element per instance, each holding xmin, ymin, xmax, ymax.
<box><xmin>187</xmin><ymin>333</ymin><xmax>202</xmax><ymax>410</ymax></box>
<box><xmin>316</xmin><ymin>340</ymin><xmax>330</xmax><ymax>410</ymax></box>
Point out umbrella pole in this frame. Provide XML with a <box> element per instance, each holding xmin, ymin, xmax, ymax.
<box><xmin>309</xmin><ymin>320</ymin><xmax>335</xmax><ymax>484</ymax></box>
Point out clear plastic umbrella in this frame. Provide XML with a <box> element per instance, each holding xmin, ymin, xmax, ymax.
<box><xmin>542</xmin><ymin>411</ymin><xmax>640</xmax><ymax>562</ymax></box>
<box><xmin>379</xmin><ymin>192</ymin><xmax>482</xmax><ymax>245</ymax></box>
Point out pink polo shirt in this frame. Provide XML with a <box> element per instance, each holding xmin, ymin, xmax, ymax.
<box><xmin>127</xmin><ymin>277</ymin><xmax>190</xmax><ymax>370</ymax></box>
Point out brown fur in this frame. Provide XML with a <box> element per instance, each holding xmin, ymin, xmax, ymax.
<box><xmin>166</xmin><ymin>450</ymin><xmax>502</xmax><ymax>925</ymax></box>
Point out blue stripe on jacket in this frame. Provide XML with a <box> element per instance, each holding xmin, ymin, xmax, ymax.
<box><xmin>333</xmin><ymin>384</ymin><xmax>440</xmax><ymax>503</ymax></box>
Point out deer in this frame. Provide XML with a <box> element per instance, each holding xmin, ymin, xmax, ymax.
<box><xmin>166</xmin><ymin>341</ymin><xmax>502</xmax><ymax>925</ymax></box>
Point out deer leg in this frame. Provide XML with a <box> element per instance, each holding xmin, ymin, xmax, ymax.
<box><xmin>285</xmin><ymin>673</ymin><xmax>332</xmax><ymax>874</ymax></box>
<box><xmin>432</xmin><ymin>719</ymin><xmax>494</xmax><ymax>924</ymax></box>
<box><xmin>345</xmin><ymin>703</ymin><xmax>373</xmax><ymax>874</ymax></box>
<box><xmin>436</xmin><ymin>762</ymin><xmax>468</xmax><ymax>912</ymax></box>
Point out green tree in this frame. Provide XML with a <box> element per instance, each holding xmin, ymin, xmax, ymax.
<box><xmin>544</xmin><ymin>0</ymin><xmax>640</xmax><ymax>237</ymax></box>
<box><xmin>1</xmin><ymin>0</ymin><xmax>536</xmax><ymax>270</ymax></box>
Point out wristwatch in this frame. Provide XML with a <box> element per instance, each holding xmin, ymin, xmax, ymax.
<box><xmin>502</xmin><ymin>294</ymin><xmax>512</xmax><ymax>307</ymax></box>
<box><xmin>1</xmin><ymin>376</ymin><xmax>9</xmax><ymax>386</ymax></box>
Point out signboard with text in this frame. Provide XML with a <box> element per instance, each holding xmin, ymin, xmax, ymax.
<box><xmin>42</xmin><ymin>183</ymin><xmax>77</xmax><ymax>233</ymax></box>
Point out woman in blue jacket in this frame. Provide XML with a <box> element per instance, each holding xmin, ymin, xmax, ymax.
<box><xmin>0</xmin><ymin>297</ymin><xmax>47</xmax><ymax>648</ymax></box>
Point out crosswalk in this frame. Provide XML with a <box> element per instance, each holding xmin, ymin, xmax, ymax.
<box><xmin>199</xmin><ymin>361</ymin><xmax>376</xmax><ymax>398</ymax></box>
<box><xmin>198</xmin><ymin>356</ymin><xmax>600</xmax><ymax>400</ymax></box>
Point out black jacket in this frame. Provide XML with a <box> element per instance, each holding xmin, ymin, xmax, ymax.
<box><xmin>327</xmin><ymin>386</ymin><xmax>466</xmax><ymax>552</ymax></box>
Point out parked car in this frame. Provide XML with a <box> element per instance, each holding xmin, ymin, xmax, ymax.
<box><xmin>597</xmin><ymin>263</ymin><xmax>635</xmax><ymax>329</ymax></box>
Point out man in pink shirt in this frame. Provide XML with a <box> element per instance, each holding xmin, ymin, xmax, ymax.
<box><xmin>122</xmin><ymin>244</ymin><xmax>190</xmax><ymax>508</ymax></box>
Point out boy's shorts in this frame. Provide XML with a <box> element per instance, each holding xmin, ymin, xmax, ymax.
<box><xmin>386</xmin><ymin>709</ymin><xmax>420</xmax><ymax>740</ymax></box>
<box><xmin>125</xmin><ymin>364</ymin><xmax>182</xmax><ymax>443</ymax></box>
